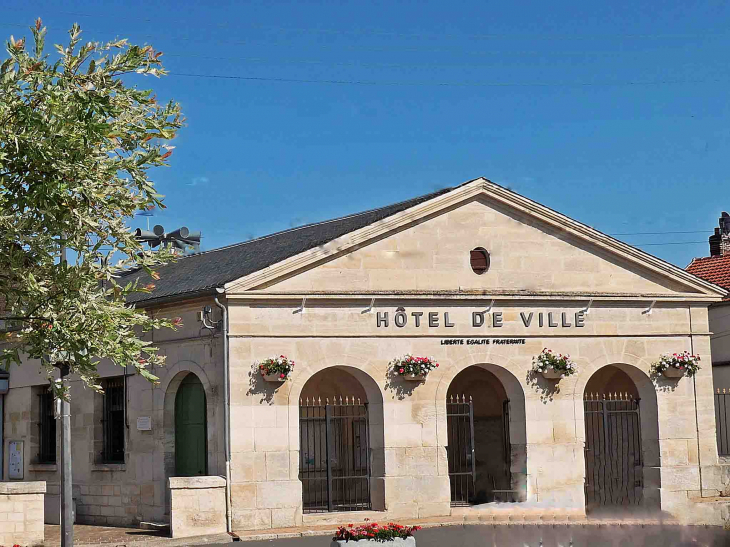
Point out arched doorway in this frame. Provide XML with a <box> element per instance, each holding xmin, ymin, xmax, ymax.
<box><xmin>175</xmin><ymin>373</ymin><xmax>208</xmax><ymax>476</ymax></box>
<box><xmin>446</xmin><ymin>365</ymin><xmax>526</xmax><ymax>505</ymax></box>
<box><xmin>583</xmin><ymin>365</ymin><xmax>658</xmax><ymax>512</ymax></box>
<box><xmin>298</xmin><ymin>367</ymin><xmax>382</xmax><ymax>513</ymax></box>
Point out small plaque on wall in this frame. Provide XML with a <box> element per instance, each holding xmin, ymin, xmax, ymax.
<box><xmin>8</xmin><ymin>440</ymin><xmax>23</xmax><ymax>479</ymax></box>
<box><xmin>136</xmin><ymin>416</ymin><xmax>152</xmax><ymax>431</ymax></box>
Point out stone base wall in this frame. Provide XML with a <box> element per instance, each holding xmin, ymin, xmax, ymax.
<box><xmin>0</xmin><ymin>481</ymin><xmax>45</xmax><ymax>547</ymax></box>
<box><xmin>74</xmin><ymin>476</ymin><xmax>143</xmax><ymax>526</ymax></box>
<box><xmin>169</xmin><ymin>476</ymin><xmax>227</xmax><ymax>538</ymax></box>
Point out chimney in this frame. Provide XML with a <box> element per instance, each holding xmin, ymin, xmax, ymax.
<box><xmin>710</xmin><ymin>212</ymin><xmax>730</xmax><ymax>256</ymax></box>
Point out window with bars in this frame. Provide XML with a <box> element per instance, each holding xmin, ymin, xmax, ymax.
<box><xmin>37</xmin><ymin>390</ymin><xmax>56</xmax><ymax>464</ymax></box>
<box><xmin>102</xmin><ymin>377</ymin><xmax>126</xmax><ymax>463</ymax></box>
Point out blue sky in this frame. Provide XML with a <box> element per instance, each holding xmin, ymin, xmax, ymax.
<box><xmin>7</xmin><ymin>1</ymin><xmax>730</xmax><ymax>266</ymax></box>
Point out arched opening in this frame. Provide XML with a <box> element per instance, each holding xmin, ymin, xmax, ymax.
<box><xmin>583</xmin><ymin>364</ymin><xmax>659</xmax><ymax>513</ymax></box>
<box><xmin>298</xmin><ymin>367</ymin><xmax>384</xmax><ymax>513</ymax></box>
<box><xmin>446</xmin><ymin>365</ymin><xmax>527</xmax><ymax>505</ymax></box>
<box><xmin>174</xmin><ymin>373</ymin><xmax>208</xmax><ymax>476</ymax></box>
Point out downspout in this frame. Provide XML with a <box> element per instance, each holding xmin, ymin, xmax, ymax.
<box><xmin>214</xmin><ymin>291</ymin><xmax>232</xmax><ymax>533</ymax></box>
<box><xmin>689</xmin><ymin>306</ymin><xmax>703</xmax><ymax>497</ymax></box>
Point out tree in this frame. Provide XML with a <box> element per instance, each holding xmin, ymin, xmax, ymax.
<box><xmin>0</xmin><ymin>20</ymin><xmax>183</xmax><ymax>396</ymax></box>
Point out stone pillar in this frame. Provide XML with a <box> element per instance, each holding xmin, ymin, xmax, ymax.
<box><xmin>0</xmin><ymin>481</ymin><xmax>46</xmax><ymax>546</ymax></box>
<box><xmin>169</xmin><ymin>476</ymin><xmax>227</xmax><ymax>538</ymax></box>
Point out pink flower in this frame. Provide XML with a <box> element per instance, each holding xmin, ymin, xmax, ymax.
<box><xmin>399</xmin><ymin>368</ymin><xmax>404</xmax><ymax>374</ymax></box>
<box><xmin>280</xmin><ymin>373</ymin><xmax>285</xmax><ymax>379</ymax></box>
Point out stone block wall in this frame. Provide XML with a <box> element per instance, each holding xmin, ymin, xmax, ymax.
<box><xmin>169</xmin><ymin>476</ymin><xmax>227</xmax><ymax>538</ymax></box>
<box><xmin>226</xmin><ymin>295</ymin><xmax>723</xmax><ymax>530</ymax></box>
<box><xmin>2</xmin><ymin>301</ymin><xmax>226</xmax><ymax>527</ymax></box>
<box><xmin>0</xmin><ymin>481</ymin><xmax>45</xmax><ymax>547</ymax></box>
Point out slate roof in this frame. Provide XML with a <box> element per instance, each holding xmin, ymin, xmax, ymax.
<box><xmin>686</xmin><ymin>255</ymin><xmax>730</xmax><ymax>300</ymax></box>
<box><xmin>123</xmin><ymin>183</ymin><xmax>462</xmax><ymax>305</ymax></box>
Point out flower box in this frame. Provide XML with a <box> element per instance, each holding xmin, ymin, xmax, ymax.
<box><xmin>531</xmin><ymin>349</ymin><xmax>577</xmax><ymax>380</ymax></box>
<box><xmin>651</xmin><ymin>352</ymin><xmax>701</xmax><ymax>379</ymax></box>
<box><xmin>403</xmin><ymin>373</ymin><xmax>425</xmax><ymax>382</ymax></box>
<box><xmin>262</xmin><ymin>373</ymin><xmax>286</xmax><ymax>382</ymax></box>
<box><xmin>662</xmin><ymin>367</ymin><xmax>686</xmax><ymax>378</ymax></box>
<box><xmin>389</xmin><ymin>355</ymin><xmax>439</xmax><ymax>379</ymax></box>
<box><xmin>257</xmin><ymin>355</ymin><xmax>295</xmax><ymax>382</ymax></box>
<box><xmin>331</xmin><ymin>538</ymin><xmax>416</xmax><ymax>546</ymax></box>
<box><xmin>333</xmin><ymin>521</ymin><xmax>420</xmax><ymax>545</ymax></box>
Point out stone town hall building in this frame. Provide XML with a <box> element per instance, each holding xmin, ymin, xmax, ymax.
<box><xmin>2</xmin><ymin>177</ymin><xmax>730</xmax><ymax>532</ymax></box>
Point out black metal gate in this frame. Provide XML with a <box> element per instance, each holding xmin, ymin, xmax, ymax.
<box><xmin>299</xmin><ymin>396</ymin><xmax>371</xmax><ymax>513</ymax></box>
<box><xmin>584</xmin><ymin>393</ymin><xmax>643</xmax><ymax>509</ymax></box>
<box><xmin>447</xmin><ymin>395</ymin><xmax>475</xmax><ymax>506</ymax></box>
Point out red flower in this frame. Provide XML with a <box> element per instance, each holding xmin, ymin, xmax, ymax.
<box><xmin>399</xmin><ymin>368</ymin><xmax>404</xmax><ymax>374</ymax></box>
<box><xmin>280</xmin><ymin>373</ymin><xmax>285</xmax><ymax>379</ymax></box>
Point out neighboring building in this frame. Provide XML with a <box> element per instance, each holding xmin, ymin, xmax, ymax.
<box><xmin>685</xmin><ymin>213</ymin><xmax>730</xmax><ymax>457</ymax></box>
<box><xmin>687</xmin><ymin>213</ymin><xmax>730</xmax><ymax>391</ymax></box>
<box><xmin>3</xmin><ymin>178</ymin><xmax>730</xmax><ymax>531</ymax></box>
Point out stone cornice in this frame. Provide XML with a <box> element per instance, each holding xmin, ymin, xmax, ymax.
<box><xmin>226</xmin><ymin>290</ymin><xmax>718</xmax><ymax>303</ymax></box>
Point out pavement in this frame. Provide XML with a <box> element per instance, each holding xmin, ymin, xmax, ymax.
<box><xmin>43</xmin><ymin>524</ymin><xmax>233</xmax><ymax>546</ymax></box>
<box><xmin>41</xmin><ymin>520</ymin><xmax>730</xmax><ymax>547</ymax></box>
<box><xmin>223</xmin><ymin>524</ymin><xmax>730</xmax><ymax>547</ymax></box>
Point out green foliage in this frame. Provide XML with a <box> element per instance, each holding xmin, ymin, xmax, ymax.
<box><xmin>0</xmin><ymin>20</ymin><xmax>184</xmax><ymax>396</ymax></box>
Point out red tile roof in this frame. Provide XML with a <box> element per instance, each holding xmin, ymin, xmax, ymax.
<box><xmin>686</xmin><ymin>255</ymin><xmax>730</xmax><ymax>296</ymax></box>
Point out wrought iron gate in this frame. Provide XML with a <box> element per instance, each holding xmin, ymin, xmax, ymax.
<box><xmin>299</xmin><ymin>397</ymin><xmax>371</xmax><ymax>513</ymax></box>
<box><xmin>583</xmin><ymin>393</ymin><xmax>642</xmax><ymax>509</ymax></box>
<box><xmin>447</xmin><ymin>395</ymin><xmax>475</xmax><ymax>506</ymax></box>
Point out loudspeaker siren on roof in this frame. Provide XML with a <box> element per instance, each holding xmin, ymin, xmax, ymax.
<box><xmin>135</xmin><ymin>225</ymin><xmax>203</xmax><ymax>255</ymax></box>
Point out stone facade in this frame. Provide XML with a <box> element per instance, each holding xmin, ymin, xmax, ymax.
<box><xmin>223</xmin><ymin>184</ymin><xmax>726</xmax><ymax>528</ymax></box>
<box><xmin>1</xmin><ymin>179</ymin><xmax>728</xmax><ymax>532</ymax></box>
<box><xmin>2</xmin><ymin>300</ymin><xmax>226</xmax><ymax>528</ymax></box>
<box><xmin>0</xmin><ymin>481</ymin><xmax>45</xmax><ymax>546</ymax></box>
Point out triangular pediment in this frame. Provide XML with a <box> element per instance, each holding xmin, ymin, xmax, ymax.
<box><xmin>225</xmin><ymin>179</ymin><xmax>726</xmax><ymax>300</ymax></box>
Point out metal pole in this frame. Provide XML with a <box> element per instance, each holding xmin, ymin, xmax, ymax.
<box><xmin>59</xmin><ymin>241</ymin><xmax>73</xmax><ymax>546</ymax></box>
<box><xmin>59</xmin><ymin>364</ymin><xmax>73</xmax><ymax>546</ymax></box>
<box><xmin>0</xmin><ymin>393</ymin><xmax>4</xmax><ymax>480</ymax></box>
<box><xmin>325</xmin><ymin>404</ymin><xmax>333</xmax><ymax>512</ymax></box>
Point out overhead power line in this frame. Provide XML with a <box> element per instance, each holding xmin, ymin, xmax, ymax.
<box><xmin>169</xmin><ymin>71</ymin><xmax>730</xmax><ymax>88</ymax></box>
<box><xmin>4</xmin><ymin>10</ymin><xmax>728</xmax><ymax>41</ymax></box>
<box><xmin>3</xmin><ymin>21</ymin><xmax>728</xmax><ymax>58</ymax></box>
<box><xmin>610</xmin><ymin>230</ymin><xmax>708</xmax><ymax>236</ymax></box>
<box><xmin>630</xmin><ymin>241</ymin><xmax>707</xmax><ymax>246</ymax></box>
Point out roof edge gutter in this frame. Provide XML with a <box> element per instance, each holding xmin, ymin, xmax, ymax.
<box><xmin>126</xmin><ymin>289</ymin><xmax>218</xmax><ymax>309</ymax></box>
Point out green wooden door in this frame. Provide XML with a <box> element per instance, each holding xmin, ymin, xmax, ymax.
<box><xmin>175</xmin><ymin>374</ymin><xmax>208</xmax><ymax>476</ymax></box>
